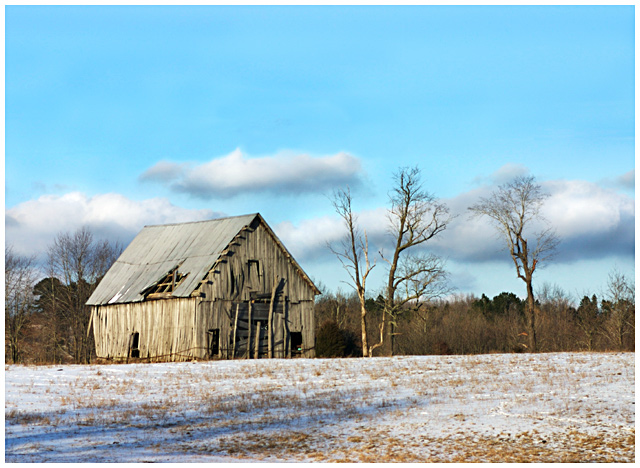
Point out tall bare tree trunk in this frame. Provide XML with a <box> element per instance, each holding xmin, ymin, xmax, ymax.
<box><xmin>329</xmin><ymin>188</ymin><xmax>377</xmax><ymax>357</ymax></box>
<box><xmin>525</xmin><ymin>278</ymin><xmax>537</xmax><ymax>352</ymax></box>
<box><xmin>358</xmin><ymin>292</ymin><xmax>369</xmax><ymax>357</ymax></box>
<box><xmin>382</xmin><ymin>166</ymin><xmax>450</xmax><ymax>357</ymax></box>
<box><xmin>469</xmin><ymin>176</ymin><xmax>558</xmax><ymax>353</ymax></box>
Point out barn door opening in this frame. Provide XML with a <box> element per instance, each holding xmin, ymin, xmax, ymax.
<box><xmin>129</xmin><ymin>332</ymin><xmax>140</xmax><ymax>358</ymax></box>
<box><xmin>207</xmin><ymin>329</ymin><xmax>220</xmax><ymax>357</ymax></box>
<box><xmin>291</xmin><ymin>332</ymin><xmax>303</xmax><ymax>357</ymax></box>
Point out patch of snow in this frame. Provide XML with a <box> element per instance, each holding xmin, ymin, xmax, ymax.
<box><xmin>4</xmin><ymin>352</ymin><xmax>635</xmax><ymax>462</ymax></box>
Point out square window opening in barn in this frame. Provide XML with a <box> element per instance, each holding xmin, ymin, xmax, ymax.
<box><xmin>129</xmin><ymin>332</ymin><xmax>140</xmax><ymax>358</ymax></box>
<box><xmin>291</xmin><ymin>332</ymin><xmax>303</xmax><ymax>356</ymax></box>
<box><xmin>207</xmin><ymin>329</ymin><xmax>220</xmax><ymax>357</ymax></box>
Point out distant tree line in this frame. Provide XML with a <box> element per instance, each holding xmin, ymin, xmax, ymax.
<box><xmin>314</xmin><ymin>271</ymin><xmax>635</xmax><ymax>357</ymax></box>
<box><xmin>5</xmin><ymin>228</ymin><xmax>121</xmax><ymax>364</ymax></box>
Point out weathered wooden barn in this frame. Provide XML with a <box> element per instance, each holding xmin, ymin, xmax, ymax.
<box><xmin>86</xmin><ymin>213</ymin><xmax>319</xmax><ymax>362</ymax></box>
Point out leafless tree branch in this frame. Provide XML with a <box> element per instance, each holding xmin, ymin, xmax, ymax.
<box><xmin>383</xmin><ymin>166</ymin><xmax>451</xmax><ymax>355</ymax></box>
<box><xmin>468</xmin><ymin>175</ymin><xmax>559</xmax><ymax>352</ymax></box>
<box><xmin>328</xmin><ymin>187</ymin><xmax>377</xmax><ymax>357</ymax></box>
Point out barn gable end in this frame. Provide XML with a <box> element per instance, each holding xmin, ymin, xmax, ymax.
<box><xmin>87</xmin><ymin>213</ymin><xmax>319</xmax><ymax>362</ymax></box>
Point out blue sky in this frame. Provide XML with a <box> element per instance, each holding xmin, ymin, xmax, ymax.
<box><xmin>5</xmin><ymin>5</ymin><xmax>635</xmax><ymax>301</ymax></box>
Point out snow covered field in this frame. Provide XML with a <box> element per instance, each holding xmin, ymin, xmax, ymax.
<box><xmin>5</xmin><ymin>352</ymin><xmax>635</xmax><ymax>462</ymax></box>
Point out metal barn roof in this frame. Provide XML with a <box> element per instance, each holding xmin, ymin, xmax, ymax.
<box><xmin>87</xmin><ymin>213</ymin><xmax>314</xmax><ymax>306</ymax></box>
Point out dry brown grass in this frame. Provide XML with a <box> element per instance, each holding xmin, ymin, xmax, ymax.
<box><xmin>5</xmin><ymin>409</ymin><xmax>57</xmax><ymax>426</ymax></box>
<box><xmin>206</xmin><ymin>427</ymin><xmax>635</xmax><ymax>463</ymax></box>
<box><xmin>5</xmin><ymin>353</ymin><xmax>635</xmax><ymax>463</ymax></box>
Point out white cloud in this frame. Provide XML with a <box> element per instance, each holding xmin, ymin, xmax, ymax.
<box><xmin>139</xmin><ymin>148</ymin><xmax>364</xmax><ymax>198</ymax></box>
<box><xmin>275</xmin><ymin>216</ymin><xmax>343</xmax><ymax>261</ymax></box>
<box><xmin>540</xmin><ymin>180</ymin><xmax>634</xmax><ymax>261</ymax></box>
<box><xmin>441</xmin><ymin>178</ymin><xmax>634</xmax><ymax>263</ymax></box>
<box><xmin>275</xmin><ymin>177</ymin><xmax>634</xmax><ymax>267</ymax></box>
<box><xmin>274</xmin><ymin>207</ymin><xmax>389</xmax><ymax>262</ymax></box>
<box><xmin>7</xmin><ymin>175</ymin><xmax>631</xmax><ymax>293</ymax></box>
<box><xmin>429</xmin><ymin>186</ymin><xmax>503</xmax><ymax>262</ymax></box>
<box><xmin>542</xmin><ymin>180</ymin><xmax>632</xmax><ymax>237</ymax></box>
<box><xmin>5</xmin><ymin>192</ymin><xmax>218</xmax><ymax>258</ymax></box>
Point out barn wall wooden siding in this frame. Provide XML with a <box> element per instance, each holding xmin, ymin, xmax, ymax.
<box><xmin>90</xmin><ymin>220</ymin><xmax>316</xmax><ymax>361</ymax></box>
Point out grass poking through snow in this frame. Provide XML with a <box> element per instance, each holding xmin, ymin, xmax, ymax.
<box><xmin>5</xmin><ymin>352</ymin><xmax>634</xmax><ymax>462</ymax></box>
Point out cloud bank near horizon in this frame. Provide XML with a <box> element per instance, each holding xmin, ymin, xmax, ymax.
<box><xmin>5</xmin><ymin>192</ymin><xmax>219</xmax><ymax>259</ymax></box>
<box><xmin>276</xmin><ymin>175</ymin><xmax>635</xmax><ymax>266</ymax></box>
<box><xmin>6</xmin><ymin>171</ymin><xmax>634</xmax><ymax>284</ymax></box>
<box><xmin>139</xmin><ymin>149</ymin><xmax>365</xmax><ymax>199</ymax></box>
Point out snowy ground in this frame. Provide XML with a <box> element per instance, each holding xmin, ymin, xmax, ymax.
<box><xmin>4</xmin><ymin>352</ymin><xmax>635</xmax><ymax>462</ymax></box>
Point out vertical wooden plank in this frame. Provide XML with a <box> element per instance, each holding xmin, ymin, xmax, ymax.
<box><xmin>246</xmin><ymin>301</ymin><xmax>252</xmax><ymax>359</ymax></box>
<box><xmin>255</xmin><ymin>321</ymin><xmax>261</xmax><ymax>359</ymax></box>
<box><xmin>194</xmin><ymin>299</ymin><xmax>199</xmax><ymax>358</ymax></box>
<box><xmin>267</xmin><ymin>278</ymin><xmax>278</xmax><ymax>359</ymax></box>
<box><xmin>231</xmin><ymin>303</ymin><xmax>239</xmax><ymax>359</ymax></box>
<box><xmin>283</xmin><ymin>298</ymin><xmax>290</xmax><ymax>358</ymax></box>
<box><xmin>301</xmin><ymin>301</ymin><xmax>316</xmax><ymax>358</ymax></box>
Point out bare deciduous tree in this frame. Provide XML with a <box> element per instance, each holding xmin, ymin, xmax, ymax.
<box><xmin>47</xmin><ymin>227</ymin><xmax>121</xmax><ymax>363</ymax></box>
<box><xmin>5</xmin><ymin>246</ymin><xmax>38</xmax><ymax>363</ymax></box>
<box><xmin>397</xmin><ymin>253</ymin><xmax>450</xmax><ymax>308</ymax></box>
<box><xmin>329</xmin><ymin>187</ymin><xmax>377</xmax><ymax>357</ymax></box>
<box><xmin>469</xmin><ymin>175</ymin><xmax>558</xmax><ymax>352</ymax></box>
<box><xmin>537</xmin><ymin>283</ymin><xmax>576</xmax><ymax>352</ymax></box>
<box><xmin>602</xmin><ymin>269</ymin><xmax>635</xmax><ymax>350</ymax></box>
<box><xmin>382</xmin><ymin>166</ymin><xmax>451</xmax><ymax>356</ymax></box>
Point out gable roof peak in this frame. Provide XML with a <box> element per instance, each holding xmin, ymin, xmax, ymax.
<box><xmin>86</xmin><ymin>212</ymin><xmax>319</xmax><ymax>305</ymax></box>
<box><xmin>142</xmin><ymin>212</ymin><xmax>260</xmax><ymax>229</ymax></box>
